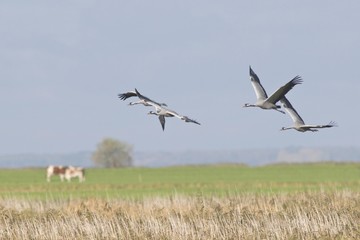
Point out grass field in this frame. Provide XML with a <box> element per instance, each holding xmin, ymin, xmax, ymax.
<box><xmin>0</xmin><ymin>163</ymin><xmax>359</xmax><ymax>239</ymax></box>
<box><xmin>0</xmin><ymin>163</ymin><xmax>359</xmax><ymax>199</ymax></box>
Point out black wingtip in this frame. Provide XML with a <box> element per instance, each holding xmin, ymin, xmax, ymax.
<box><xmin>292</xmin><ymin>75</ymin><xmax>303</xmax><ymax>85</ymax></box>
<box><xmin>329</xmin><ymin>121</ymin><xmax>338</xmax><ymax>127</ymax></box>
<box><xmin>183</xmin><ymin>116</ymin><xmax>201</xmax><ymax>125</ymax></box>
<box><xmin>118</xmin><ymin>93</ymin><xmax>125</xmax><ymax>100</ymax></box>
<box><xmin>193</xmin><ymin>119</ymin><xmax>201</xmax><ymax>125</ymax></box>
<box><xmin>249</xmin><ymin>66</ymin><xmax>258</xmax><ymax>79</ymax></box>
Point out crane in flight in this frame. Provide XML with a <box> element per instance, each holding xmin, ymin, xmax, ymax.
<box><xmin>243</xmin><ymin>66</ymin><xmax>303</xmax><ymax>114</ymax></box>
<box><xmin>280</xmin><ymin>96</ymin><xmax>337</xmax><ymax>132</ymax></box>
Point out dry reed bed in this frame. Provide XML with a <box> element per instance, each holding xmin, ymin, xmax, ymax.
<box><xmin>0</xmin><ymin>190</ymin><xmax>359</xmax><ymax>239</ymax></box>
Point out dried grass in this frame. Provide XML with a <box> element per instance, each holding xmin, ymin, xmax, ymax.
<box><xmin>0</xmin><ymin>190</ymin><xmax>359</xmax><ymax>239</ymax></box>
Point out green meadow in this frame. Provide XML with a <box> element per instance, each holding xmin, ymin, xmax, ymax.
<box><xmin>0</xmin><ymin>163</ymin><xmax>359</xmax><ymax>199</ymax></box>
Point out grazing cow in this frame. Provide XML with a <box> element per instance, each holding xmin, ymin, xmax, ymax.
<box><xmin>46</xmin><ymin>165</ymin><xmax>67</xmax><ymax>182</ymax></box>
<box><xmin>64</xmin><ymin>166</ymin><xmax>86</xmax><ymax>183</ymax></box>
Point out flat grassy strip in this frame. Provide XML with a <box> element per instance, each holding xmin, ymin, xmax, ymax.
<box><xmin>0</xmin><ymin>163</ymin><xmax>359</xmax><ymax>200</ymax></box>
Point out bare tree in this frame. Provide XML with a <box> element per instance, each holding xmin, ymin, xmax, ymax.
<box><xmin>92</xmin><ymin>138</ymin><xmax>133</xmax><ymax>168</ymax></box>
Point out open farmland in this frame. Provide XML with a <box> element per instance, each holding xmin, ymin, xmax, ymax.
<box><xmin>0</xmin><ymin>163</ymin><xmax>359</xmax><ymax>199</ymax></box>
<box><xmin>0</xmin><ymin>163</ymin><xmax>359</xmax><ymax>239</ymax></box>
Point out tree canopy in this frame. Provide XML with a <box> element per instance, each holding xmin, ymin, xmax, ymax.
<box><xmin>92</xmin><ymin>138</ymin><xmax>133</xmax><ymax>168</ymax></box>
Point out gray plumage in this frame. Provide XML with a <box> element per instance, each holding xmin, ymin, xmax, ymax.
<box><xmin>148</xmin><ymin>105</ymin><xmax>200</xmax><ymax>131</ymax></box>
<box><xmin>243</xmin><ymin>66</ymin><xmax>303</xmax><ymax>114</ymax></box>
<box><xmin>280</xmin><ymin>97</ymin><xmax>337</xmax><ymax>132</ymax></box>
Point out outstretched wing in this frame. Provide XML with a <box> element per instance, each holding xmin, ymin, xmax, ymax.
<box><xmin>135</xmin><ymin>88</ymin><xmax>166</xmax><ymax>107</ymax></box>
<box><xmin>267</xmin><ymin>76</ymin><xmax>303</xmax><ymax>104</ymax></box>
<box><xmin>280</xmin><ymin>97</ymin><xmax>305</xmax><ymax>125</ymax></box>
<box><xmin>118</xmin><ymin>91</ymin><xmax>137</xmax><ymax>100</ymax></box>
<box><xmin>182</xmin><ymin>116</ymin><xmax>201</xmax><ymax>125</ymax></box>
<box><xmin>249</xmin><ymin>66</ymin><xmax>268</xmax><ymax>100</ymax></box>
<box><xmin>165</xmin><ymin>108</ymin><xmax>201</xmax><ymax>126</ymax></box>
<box><xmin>305</xmin><ymin>121</ymin><xmax>338</xmax><ymax>129</ymax></box>
<box><xmin>158</xmin><ymin>115</ymin><xmax>166</xmax><ymax>131</ymax></box>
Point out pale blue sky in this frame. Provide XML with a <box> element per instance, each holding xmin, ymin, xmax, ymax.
<box><xmin>0</xmin><ymin>1</ymin><xmax>359</xmax><ymax>154</ymax></box>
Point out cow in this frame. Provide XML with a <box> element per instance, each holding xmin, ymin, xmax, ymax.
<box><xmin>46</xmin><ymin>165</ymin><xmax>85</xmax><ymax>183</ymax></box>
<box><xmin>46</xmin><ymin>165</ymin><xmax>67</xmax><ymax>182</ymax></box>
<box><xmin>64</xmin><ymin>166</ymin><xmax>86</xmax><ymax>183</ymax></box>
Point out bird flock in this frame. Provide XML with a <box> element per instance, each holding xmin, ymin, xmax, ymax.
<box><xmin>118</xmin><ymin>66</ymin><xmax>337</xmax><ymax>132</ymax></box>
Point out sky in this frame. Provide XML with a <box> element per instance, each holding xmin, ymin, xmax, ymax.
<box><xmin>0</xmin><ymin>1</ymin><xmax>359</xmax><ymax>155</ymax></box>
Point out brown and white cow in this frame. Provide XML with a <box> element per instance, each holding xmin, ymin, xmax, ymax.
<box><xmin>46</xmin><ymin>165</ymin><xmax>67</xmax><ymax>182</ymax></box>
<box><xmin>64</xmin><ymin>166</ymin><xmax>86</xmax><ymax>183</ymax></box>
